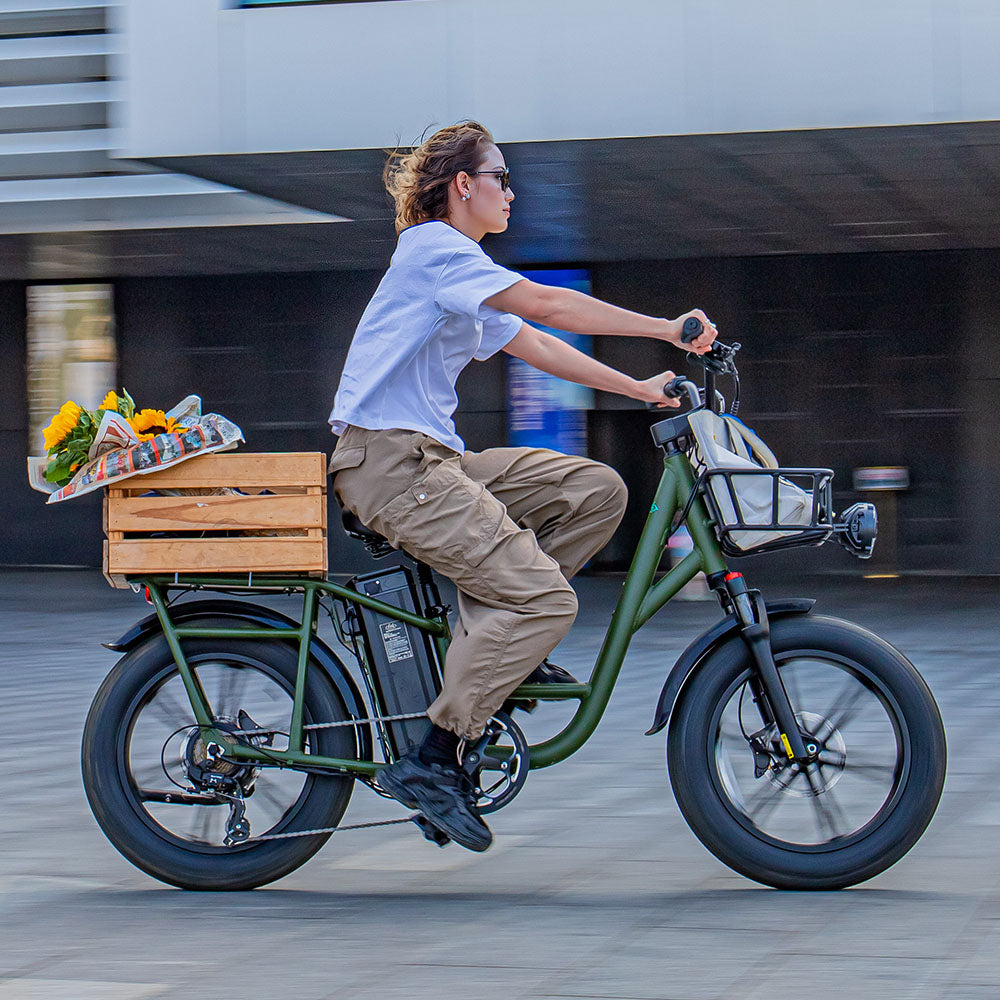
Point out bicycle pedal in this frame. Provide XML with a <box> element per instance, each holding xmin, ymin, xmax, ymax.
<box><xmin>411</xmin><ymin>813</ymin><xmax>451</xmax><ymax>848</ymax></box>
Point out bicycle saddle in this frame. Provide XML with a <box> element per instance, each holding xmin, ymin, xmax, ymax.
<box><xmin>339</xmin><ymin>506</ymin><xmax>397</xmax><ymax>559</ymax></box>
<box><xmin>340</xmin><ymin>507</ymin><xmax>386</xmax><ymax>544</ymax></box>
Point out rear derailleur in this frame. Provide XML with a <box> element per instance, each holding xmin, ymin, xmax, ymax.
<box><xmin>181</xmin><ymin>710</ymin><xmax>274</xmax><ymax>845</ymax></box>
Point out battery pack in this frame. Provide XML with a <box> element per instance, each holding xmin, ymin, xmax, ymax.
<box><xmin>351</xmin><ymin>564</ymin><xmax>442</xmax><ymax>757</ymax></box>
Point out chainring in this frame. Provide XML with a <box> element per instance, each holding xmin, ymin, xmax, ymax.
<box><xmin>465</xmin><ymin>711</ymin><xmax>530</xmax><ymax>815</ymax></box>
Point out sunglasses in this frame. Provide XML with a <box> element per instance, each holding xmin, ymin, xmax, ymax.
<box><xmin>468</xmin><ymin>167</ymin><xmax>511</xmax><ymax>192</ymax></box>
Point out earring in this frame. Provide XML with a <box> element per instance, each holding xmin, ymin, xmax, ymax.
<box><xmin>462</xmin><ymin>193</ymin><xmax>470</xmax><ymax>201</ymax></box>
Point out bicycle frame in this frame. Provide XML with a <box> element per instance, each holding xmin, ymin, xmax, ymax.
<box><xmin>138</xmin><ymin>447</ymin><xmax>730</xmax><ymax>778</ymax></box>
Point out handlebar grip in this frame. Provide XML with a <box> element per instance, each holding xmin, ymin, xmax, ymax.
<box><xmin>662</xmin><ymin>375</ymin><xmax>687</xmax><ymax>399</ymax></box>
<box><xmin>681</xmin><ymin>316</ymin><xmax>703</xmax><ymax>344</ymax></box>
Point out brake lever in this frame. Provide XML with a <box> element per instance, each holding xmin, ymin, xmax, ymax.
<box><xmin>689</xmin><ymin>340</ymin><xmax>741</xmax><ymax>375</ymax></box>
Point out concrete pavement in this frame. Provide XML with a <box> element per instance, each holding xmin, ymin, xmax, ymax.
<box><xmin>0</xmin><ymin>569</ymin><xmax>997</xmax><ymax>1000</ymax></box>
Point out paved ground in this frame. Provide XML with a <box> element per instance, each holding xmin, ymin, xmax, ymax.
<box><xmin>0</xmin><ymin>568</ymin><xmax>998</xmax><ymax>1000</ymax></box>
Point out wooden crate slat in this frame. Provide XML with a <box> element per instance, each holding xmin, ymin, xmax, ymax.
<box><xmin>107</xmin><ymin>493</ymin><xmax>324</xmax><ymax>532</ymax></box>
<box><xmin>116</xmin><ymin>452</ymin><xmax>326</xmax><ymax>490</ymax></box>
<box><xmin>102</xmin><ymin>452</ymin><xmax>329</xmax><ymax>587</ymax></box>
<box><xmin>107</xmin><ymin>537</ymin><xmax>327</xmax><ymax>575</ymax></box>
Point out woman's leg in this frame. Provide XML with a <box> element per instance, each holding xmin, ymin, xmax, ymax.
<box><xmin>333</xmin><ymin>430</ymin><xmax>579</xmax><ymax>741</ymax></box>
<box><xmin>460</xmin><ymin>446</ymin><xmax>628</xmax><ymax>580</ymax></box>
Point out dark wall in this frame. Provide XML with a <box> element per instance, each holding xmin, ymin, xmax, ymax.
<box><xmin>2</xmin><ymin>250</ymin><xmax>995</xmax><ymax>575</ymax></box>
<box><xmin>590</xmin><ymin>252</ymin><xmax>970</xmax><ymax>574</ymax></box>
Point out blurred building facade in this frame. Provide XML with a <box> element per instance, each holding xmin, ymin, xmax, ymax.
<box><xmin>2</xmin><ymin>0</ymin><xmax>999</xmax><ymax>574</ymax></box>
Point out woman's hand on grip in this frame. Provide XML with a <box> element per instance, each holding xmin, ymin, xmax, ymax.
<box><xmin>666</xmin><ymin>310</ymin><xmax>717</xmax><ymax>354</ymax></box>
<box><xmin>634</xmin><ymin>371</ymin><xmax>682</xmax><ymax>408</ymax></box>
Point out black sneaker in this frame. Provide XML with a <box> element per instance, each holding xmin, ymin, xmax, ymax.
<box><xmin>377</xmin><ymin>750</ymin><xmax>493</xmax><ymax>853</ymax></box>
<box><xmin>525</xmin><ymin>659</ymin><xmax>580</xmax><ymax>687</ymax></box>
<box><xmin>505</xmin><ymin>659</ymin><xmax>581</xmax><ymax>713</ymax></box>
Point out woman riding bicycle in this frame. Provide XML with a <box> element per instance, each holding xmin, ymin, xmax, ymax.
<box><xmin>328</xmin><ymin>120</ymin><xmax>717</xmax><ymax>852</ymax></box>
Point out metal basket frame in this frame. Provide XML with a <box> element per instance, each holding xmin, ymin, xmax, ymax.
<box><xmin>698</xmin><ymin>466</ymin><xmax>836</xmax><ymax>556</ymax></box>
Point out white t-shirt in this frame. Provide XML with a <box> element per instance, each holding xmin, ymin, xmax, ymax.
<box><xmin>329</xmin><ymin>220</ymin><xmax>524</xmax><ymax>453</ymax></box>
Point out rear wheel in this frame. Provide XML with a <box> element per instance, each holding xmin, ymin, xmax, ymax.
<box><xmin>668</xmin><ymin>616</ymin><xmax>946</xmax><ymax>890</ymax></box>
<box><xmin>82</xmin><ymin>625</ymin><xmax>360</xmax><ymax>890</ymax></box>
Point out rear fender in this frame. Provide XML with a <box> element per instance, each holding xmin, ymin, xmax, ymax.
<box><xmin>645</xmin><ymin>598</ymin><xmax>815</xmax><ymax>736</ymax></box>
<box><xmin>105</xmin><ymin>599</ymin><xmax>373</xmax><ymax>761</ymax></box>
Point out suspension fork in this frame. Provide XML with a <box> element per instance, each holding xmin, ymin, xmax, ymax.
<box><xmin>724</xmin><ymin>571</ymin><xmax>810</xmax><ymax>762</ymax></box>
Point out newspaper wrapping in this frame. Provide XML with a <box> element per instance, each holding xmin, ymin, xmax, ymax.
<box><xmin>27</xmin><ymin>395</ymin><xmax>244</xmax><ymax>503</ymax></box>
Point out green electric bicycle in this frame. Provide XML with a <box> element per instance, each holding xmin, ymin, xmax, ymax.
<box><xmin>81</xmin><ymin>330</ymin><xmax>946</xmax><ymax>892</ymax></box>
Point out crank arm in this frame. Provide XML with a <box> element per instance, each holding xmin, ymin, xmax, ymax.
<box><xmin>739</xmin><ymin>594</ymin><xmax>809</xmax><ymax>762</ymax></box>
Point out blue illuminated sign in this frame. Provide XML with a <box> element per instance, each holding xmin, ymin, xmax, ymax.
<box><xmin>506</xmin><ymin>269</ymin><xmax>594</xmax><ymax>457</ymax></box>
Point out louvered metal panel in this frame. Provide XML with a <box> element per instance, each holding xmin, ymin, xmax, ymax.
<box><xmin>0</xmin><ymin>33</ymin><xmax>113</xmax><ymax>57</ymax></box>
<box><xmin>0</xmin><ymin>2</ymin><xmax>342</xmax><ymax>242</ymax></box>
<box><xmin>0</xmin><ymin>100</ymin><xmax>105</xmax><ymax>131</ymax></box>
<box><xmin>0</xmin><ymin>78</ymin><xmax>114</xmax><ymax>107</ymax></box>
<box><xmin>0</xmin><ymin>9</ymin><xmax>105</xmax><ymax>35</ymax></box>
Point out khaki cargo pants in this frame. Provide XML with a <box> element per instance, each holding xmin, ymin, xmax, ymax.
<box><xmin>328</xmin><ymin>426</ymin><xmax>628</xmax><ymax>740</ymax></box>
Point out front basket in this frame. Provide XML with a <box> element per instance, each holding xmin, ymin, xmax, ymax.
<box><xmin>700</xmin><ymin>466</ymin><xmax>835</xmax><ymax>556</ymax></box>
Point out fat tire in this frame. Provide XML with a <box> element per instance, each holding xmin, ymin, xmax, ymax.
<box><xmin>82</xmin><ymin>627</ymin><xmax>359</xmax><ymax>890</ymax></box>
<box><xmin>667</xmin><ymin>615</ymin><xmax>946</xmax><ymax>890</ymax></box>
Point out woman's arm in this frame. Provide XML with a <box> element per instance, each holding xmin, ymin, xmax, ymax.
<box><xmin>502</xmin><ymin>323</ymin><xmax>682</xmax><ymax>408</ymax></box>
<box><xmin>485</xmin><ymin>280</ymin><xmax>717</xmax><ymax>354</ymax></box>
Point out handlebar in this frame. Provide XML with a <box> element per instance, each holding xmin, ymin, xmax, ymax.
<box><xmin>681</xmin><ymin>316</ymin><xmax>704</xmax><ymax>344</ymax></box>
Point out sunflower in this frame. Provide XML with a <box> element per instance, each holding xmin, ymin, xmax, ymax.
<box><xmin>42</xmin><ymin>400</ymin><xmax>82</xmax><ymax>451</ymax></box>
<box><xmin>98</xmin><ymin>387</ymin><xmax>135</xmax><ymax>419</ymax></box>
<box><xmin>129</xmin><ymin>409</ymin><xmax>179</xmax><ymax>441</ymax></box>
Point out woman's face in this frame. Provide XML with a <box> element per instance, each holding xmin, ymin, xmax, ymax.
<box><xmin>467</xmin><ymin>144</ymin><xmax>514</xmax><ymax>235</ymax></box>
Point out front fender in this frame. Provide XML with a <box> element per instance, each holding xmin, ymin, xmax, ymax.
<box><xmin>645</xmin><ymin>598</ymin><xmax>815</xmax><ymax>736</ymax></box>
<box><xmin>104</xmin><ymin>599</ymin><xmax>373</xmax><ymax>762</ymax></box>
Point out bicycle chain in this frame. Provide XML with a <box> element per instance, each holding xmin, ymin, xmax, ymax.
<box><xmin>248</xmin><ymin>814</ymin><xmax>419</xmax><ymax>842</ymax></box>
<box><xmin>237</xmin><ymin>711</ymin><xmax>428</xmax><ymax>736</ymax></box>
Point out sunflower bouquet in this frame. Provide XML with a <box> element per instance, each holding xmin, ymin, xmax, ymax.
<box><xmin>40</xmin><ymin>388</ymin><xmax>182</xmax><ymax>487</ymax></box>
<box><xmin>30</xmin><ymin>390</ymin><xmax>243</xmax><ymax>503</ymax></box>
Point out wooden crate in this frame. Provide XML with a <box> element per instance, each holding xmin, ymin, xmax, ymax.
<box><xmin>103</xmin><ymin>452</ymin><xmax>327</xmax><ymax>588</ymax></box>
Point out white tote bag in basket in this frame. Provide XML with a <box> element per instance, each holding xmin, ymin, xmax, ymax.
<box><xmin>687</xmin><ymin>410</ymin><xmax>813</xmax><ymax>551</ymax></box>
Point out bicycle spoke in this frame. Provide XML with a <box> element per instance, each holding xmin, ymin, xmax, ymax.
<box><xmin>805</xmin><ymin>766</ymin><xmax>851</xmax><ymax>840</ymax></box>
<box><xmin>817</xmin><ymin>680</ymin><xmax>868</xmax><ymax>739</ymax></box>
<box><xmin>191</xmin><ymin>807</ymin><xmax>215</xmax><ymax>844</ymax></box>
<box><xmin>251</xmin><ymin>782</ymin><xmax>289</xmax><ymax>814</ymax></box>
<box><xmin>743</xmin><ymin>778</ymin><xmax>795</xmax><ymax>826</ymax></box>
<box><xmin>211</xmin><ymin>662</ymin><xmax>251</xmax><ymax>713</ymax></box>
<box><xmin>818</xmin><ymin>749</ymin><xmax>898</xmax><ymax>785</ymax></box>
<box><xmin>129</xmin><ymin>761</ymin><xmax>167</xmax><ymax>789</ymax></box>
<box><xmin>125</xmin><ymin>653</ymin><xmax>316</xmax><ymax>850</ymax></box>
<box><xmin>144</xmin><ymin>685</ymin><xmax>195</xmax><ymax>730</ymax></box>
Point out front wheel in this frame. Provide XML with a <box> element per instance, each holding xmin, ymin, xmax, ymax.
<box><xmin>668</xmin><ymin>615</ymin><xmax>946</xmax><ymax>890</ymax></box>
<box><xmin>82</xmin><ymin>626</ymin><xmax>361</xmax><ymax>890</ymax></box>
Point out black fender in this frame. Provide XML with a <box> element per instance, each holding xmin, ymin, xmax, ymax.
<box><xmin>645</xmin><ymin>598</ymin><xmax>815</xmax><ymax>736</ymax></box>
<box><xmin>104</xmin><ymin>599</ymin><xmax>373</xmax><ymax>762</ymax></box>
